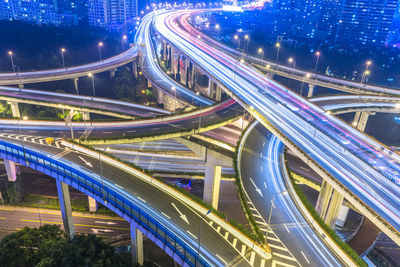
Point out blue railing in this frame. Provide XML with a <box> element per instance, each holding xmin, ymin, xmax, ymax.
<box><xmin>0</xmin><ymin>140</ymin><xmax>210</xmax><ymax>267</ymax></box>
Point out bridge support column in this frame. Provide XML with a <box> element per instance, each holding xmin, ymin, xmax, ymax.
<box><xmin>315</xmin><ymin>180</ymin><xmax>344</xmax><ymax>228</ymax></box>
<box><xmin>180</xmin><ymin>57</ymin><xmax>187</xmax><ymax>84</ymax></box>
<box><xmin>82</xmin><ymin>112</ymin><xmax>90</xmax><ymax>121</ymax></box>
<box><xmin>109</xmin><ymin>69</ymin><xmax>116</xmax><ymax>79</ymax></box>
<box><xmin>73</xmin><ymin>78</ymin><xmax>79</xmax><ymax>94</ymax></box>
<box><xmin>18</xmin><ymin>84</ymin><xmax>24</xmax><ymax>89</ymax></box>
<box><xmin>56</xmin><ymin>180</ymin><xmax>74</xmax><ymax>237</ymax></box>
<box><xmin>207</xmin><ymin>78</ymin><xmax>214</xmax><ymax>97</ymax></box>
<box><xmin>3</xmin><ymin>159</ymin><xmax>17</xmax><ymax>182</ymax></box>
<box><xmin>352</xmin><ymin>111</ymin><xmax>373</xmax><ymax>132</ymax></box>
<box><xmin>191</xmin><ymin>63</ymin><xmax>196</xmax><ymax>90</ymax></box>
<box><xmin>307</xmin><ymin>84</ymin><xmax>315</xmax><ymax>98</ymax></box>
<box><xmin>88</xmin><ymin>196</ymin><xmax>98</xmax><ymax>212</ymax></box>
<box><xmin>132</xmin><ymin>61</ymin><xmax>138</xmax><ymax>79</ymax></box>
<box><xmin>130</xmin><ymin>223</ymin><xmax>144</xmax><ymax>264</ymax></box>
<box><xmin>162</xmin><ymin>40</ymin><xmax>167</xmax><ymax>61</ymax></box>
<box><xmin>7</xmin><ymin>101</ymin><xmax>20</xmax><ymax>118</ymax></box>
<box><xmin>215</xmin><ymin>86</ymin><xmax>222</xmax><ymax>102</ymax></box>
<box><xmin>203</xmin><ymin>150</ymin><xmax>222</xmax><ymax>209</ymax></box>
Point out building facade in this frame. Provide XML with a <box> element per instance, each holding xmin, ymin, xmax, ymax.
<box><xmin>87</xmin><ymin>0</ymin><xmax>138</xmax><ymax>28</ymax></box>
<box><xmin>335</xmin><ymin>0</ymin><xmax>399</xmax><ymax>46</ymax></box>
<box><xmin>0</xmin><ymin>0</ymin><xmax>79</xmax><ymax>26</ymax></box>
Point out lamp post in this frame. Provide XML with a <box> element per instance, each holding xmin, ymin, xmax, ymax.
<box><xmin>122</xmin><ymin>35</ymin><xmax>127</xmax><ymax>51</ymax></box>
<box><xmin>196</xmin><ymin>210</ymin><xmax>211</xmax><ymax>265</ymax></box>
<box><xmin>288</xmin><ymin>57</ymin><xmax>296</xmax><ymax>74</ymax></box>
<box><xmin>275</xmin><ymin>43</ymin><xmax>280</xmax><ymax>65</ymax></box>
<box><xmin>61</xmin><ymin>48</ymin><xmax>66</xmax><ymax>68</ymax></box>
<box><xmin>234</xmin><ymin>34</ymin><xmax>241</xmax><ymax>50</ymax></box>
<box><xmin>267</xmin><ymin>191</ymin><xmax>287</xmax><ymax>228</ymax></box>
<box><xmin>314</xmin><ymin>51</ymin><xmax>320</xmax><ymax>72</ymax></box>
<box><xmin>244</xmin><ymin>34</ymin><xmax>249</xmax><ymax>54</ymax></box>
<box><xmin>88</xmin><ymin>73</ymin><xmax>96</xmax><ymax>97</ymax></box>
<box><xmin>361</xmin><ymin>60</ymin><xmax>372</xmax><ymax>83</ymax></box>
<box><xmin>258</xmin><ymin>48</ymin><xmax>264</xmax><ymax>60</ymax></box>
<box><xmin>8</xmin><ymin>51</ymin><xmax>15</xmax><ymax>73</ymax></box>
<box><xmin>98</xmin><ymin>42</ymin><xmax>103</xmax><ymax>60</ymax></box>
<box><xmin>171</xmin><ymin>86</ymin><xmax>177</xmax><ymax>110</ymax></box>
<box><xmin>215</xmin><ymin>24</ymin><xmax>220</xmax><ymax>36</ymax></box>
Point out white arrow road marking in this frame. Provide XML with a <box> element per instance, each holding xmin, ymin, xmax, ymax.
<box><xmin>171</xmin><ymin>202</ymin><xmax>190</xmax><ymax>224</ymax></box>
<box><xmin>91</xmin><ymin>229</ymin><xmax>114</xmax><ymax>233</ymax></box>
<box><xmin>78</xmin><ymin>156</ymin><xmax>93</xmax><ymax>168</ymax></box>
<box><xmin>94</xmin><ymin>221</ymin><xmax>117</xmax><ymax>225</ymax></box>
<box><xmin>250</xmin><ymin>178</ymin><xmax>263</xmax><ymax>197</ymax></box>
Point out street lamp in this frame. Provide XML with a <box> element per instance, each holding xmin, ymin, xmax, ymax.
<box><xmin>288</xmin><ymin>57</ymin><xmax>296</xmax><ymax>74</ymax></box>
<box><xmin>215</xmin><ymin>24</ymin><xmax>220</xmax><ymax>36</ymax></box>
<box><xmin>258</xmin><ymin>48</ymin><xmax>264</xmax><ymax>60</ymax></box>
<box><xmin>361</xmin><ymin>60</ymin><xmax>372</xmax><ymax>83</ymax></box>
<box><xmin>244</xmin><ymin>34</ymin><xmax>249</xmax><ymax>54</ymax></box>
<box><xmin>234</xmin><ymin>34</ymin><xmax>241</xmax><ymax>50</ymax></box>
<box><xmin>88</xmin><ymin>73</ymin><xmax>96</xmax><ymax>97</ymax></box>
<box><xmin>98</xmin><ymin>42</ymin><xmax>103</xmax><ymax>60</ymax></box>
<box><xmin>196</xmin><ymin>210</ymin><xmax>211</xmax><ymax>265</ymax></box>
<box><xmin>122</xmin><ymin>35</ymin><xmax>127</xmax><ymax>51</ymax></box>
<box><xmin>61</xmin><ymin>48</ymin><xmax>66</xmax><ymax>68</ymax></box>
<box><xmin>8</xmin><ymin>51</ymin><xmax>15</xmax><ymax>73</ymax></box>
<box><xmin>314</xmin><ymin>51</ymin><xmax>320</xmax><ymax>72</ymax></box>
<box><xmin>267</xmin><ymin>191</ymin><xmax>287</xmax><ymax>226</ymax></box>
<box><xmin>275</xmin><ymin>43</ymin><xmax>281</xmax><ymax>65</ymax></box>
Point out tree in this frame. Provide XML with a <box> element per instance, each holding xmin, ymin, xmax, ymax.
<box><xmin>112</xmin><ymin>68</ymin><xmax>137</xmax><ymax>101</ymax></box>
<box><xmin>0</xmin><ymin>226</ymin><xmax>134</xmax><ymax>267</ymax></box>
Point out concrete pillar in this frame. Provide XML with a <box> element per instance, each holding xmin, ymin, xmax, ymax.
<box><xmin>147</xmin><ymin>79</ymin><xmax>152</xmax><ymax>88</ymax></box>
<box><xmin>207</xmin><ymin>78</ymin><xmax>214</xmax><ymax>97</ymax></box>
<box><xmin>203</xmin><ymin>150</ymin><xmax>222</xmax><ymax>209</ymax></box>
<box><xmin>132</xmin><ymin>60</ymin><xmax>138</xmax><ymax>79</ymax></box>
<box><xmin>88</xmin><ymin>196</ymin><xmax>98</xmax><ymax>212</ymax></box>
<box><xmin>56</xmin><ymin>180</ymin><xmax>74</xmax><ymax>237</ymax></box>
<box><xmin>82</xmin><ymin>112</ymin><xmax>90</xmax><ymax>121</ymax></box>
<box><xmin>315</xmin><ymin>180</ymin><xmax>344</xmax><ymax>228</ymax></box>
<box><xmin>180</xmin><ymin>57</ymin><xmax>187</xmax><ymax>84</ymax></box>
<box><xmin>162</xmin><ymin>40</ymin><xmax>167</xmax><ymax>61</ymax></box>
<box><xmin>170</xmin><ymin>46</ymin><xmax>175</xmax><ymax>72</ymax></box>
<box><xmin>215</xmin><ymin>86</ymin><xmax>222</xmax><ymax>102</ymax></box>
<box><xmin>18</xmin><ymin>84</ymin><xmax>24</xmax><ymax>89</ymax></box>
<box><xmin>130</xmin><ymin>223</ymin><xmax>144</xmax><ymax>264</ymax></box>
<box><xmin>335</xmin><ymin>205</ymin><xmax>350</xmax><ymax>228</ymax></box>
<box><xmin>156</xmin><ymin>87</ymin><xmax>164</xmax><ymax>105</ymax></box>
<box><xmin>3</xmin><ymin>159</ymin><xmax>17</xmax><ymax>182</ymax></box>
<box><xmin>191</xmin><ymin>63</ymin><xmax>196</xmax><ymax>90</ymax></box>
<box><xmin>352</xmin><ymin>111</ymin><xmax>372</xmax><ymax>132</ymax></box>
<box><xmin>109</xmin><ymin>69</ymin><xmax>116</xmax><ymax>79</ymax></box>
<box><xmin>7</xmin><ymin>101</ymin><xmax>20</xmax><ymax>118</ymax></box>
<box><xmin>307</xmin><ymin>84</ymin><xmax>315</xmax><ymax>98</ymax></box>
<box><xmin>73</xmin><ymin>78</ymin><xmax>79</xmax><ymax>94</ymax></box>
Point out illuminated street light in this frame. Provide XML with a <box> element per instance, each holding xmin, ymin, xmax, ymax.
<box><xmin>61</xmin><ymin>48</ymin><xmax>66</xmax><ymax>68</ymax></box>
<box><xmin>288</xmin><ymin>57</ymin><xmax>296</xmax><ymax>70</ymax></box>
<box><xmin>314</xmin><ymin>51</ymin><xmax>320</xmax><ymax>72</ymax></box>
<box><xmin>244</xmin><ymin>34</ymin><xmax>250</xmax><ymax>54</ymax></box>
<box><xmin>234</xmin><ymin>34</ymin><xmax>241</xmax><ymax>50</ymax></box>
<box><xmin>8</xmin><ymin>51</ymin><xmax>15</xmax><ymax>73</ymax></box>
<box><xmin>98</xmin><ymin>42</ymin><xmax>103</xmax><ymax>60</ymax></box>
<box><xmin>122</xmin><ymin>35</ymin><xmax>127</xmax><ymax>51</ymax></box>
<box><xmin>258</xmin><ymin>48</ymin><xmax>264</xmax><ymax>60</ymax></box>
<box><xmin>275</xmin><ymin>43</ymin><xmax>281</xmax><ymax>65</ymax></box>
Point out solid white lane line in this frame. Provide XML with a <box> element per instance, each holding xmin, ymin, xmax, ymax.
<box><xmin>161</xmin><ymin>212</ymin><xmax>171</xmax><ymax>219</ymax></box>
<box><xmin>301</xmin><ymin>251</ymin><xmax>310</xmax><ymax>264</ymax></box>
<box><xmin>186</xmin><ymin>230</ymin><xmax>197</xmax><ymax>240</ymax></box>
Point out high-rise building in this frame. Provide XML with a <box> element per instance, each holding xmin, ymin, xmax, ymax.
<box><xmin>272</xmin><ymin>0</ymin><xmax>322</xmax><ymax>39</ymax></box>
<box><xmin>316</xmin><ymin>0</ymin><xmax>344</xmax><ymax>40</ymax></box>
<box><xmin>335</xmin><ymin>0</ymin><xmax>399</xmax><ymax>46</ymax></box>
<box><xmin>0</xmin><ymin>0</ymin><xmax>79</xmax><ymax>26</ymax></box>
<box><xmin>87</xmin><ymin>0</ymin><xmax>138</xmax><ymax>28</ymax></box>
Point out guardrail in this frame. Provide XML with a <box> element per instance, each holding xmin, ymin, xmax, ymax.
<box><xmin>0</xmin><ymin>140</ymin><xmax>210</xmax><ymax>267</ymax></box>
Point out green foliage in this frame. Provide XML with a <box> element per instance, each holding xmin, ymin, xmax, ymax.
<box><xmin>287</xmin><ymin>168</ymin><xmax>367</xmax><ymax>267</ymax></box>
<box><xmin>0</xmin><ymin>226</ymin><xmax>133</xmax><ymax>267</ymax></box>
<box><xmin>112</xmin><ymin>68</ymin><xmax>137</xmax><ymax>101</ymax></box>
<box><xmin>6</xmin><ymin>179</ymin><xmax>22</xmax><ymax>205</ymax></box>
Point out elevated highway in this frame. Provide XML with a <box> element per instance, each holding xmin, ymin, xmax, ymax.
<box><xmin>153</xmin><ymin>9</ymin><xmax>400</xmax><ymax>247</ymax></box>
<box><xmin>190</xmin><ymin>17</ymin><xmax>400</xmax><ymax>97</ymax></box>
<box><xmin>0</xmin><ymin>47</ymin><xmax>138</xmax><ymax>86</ymax></box>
